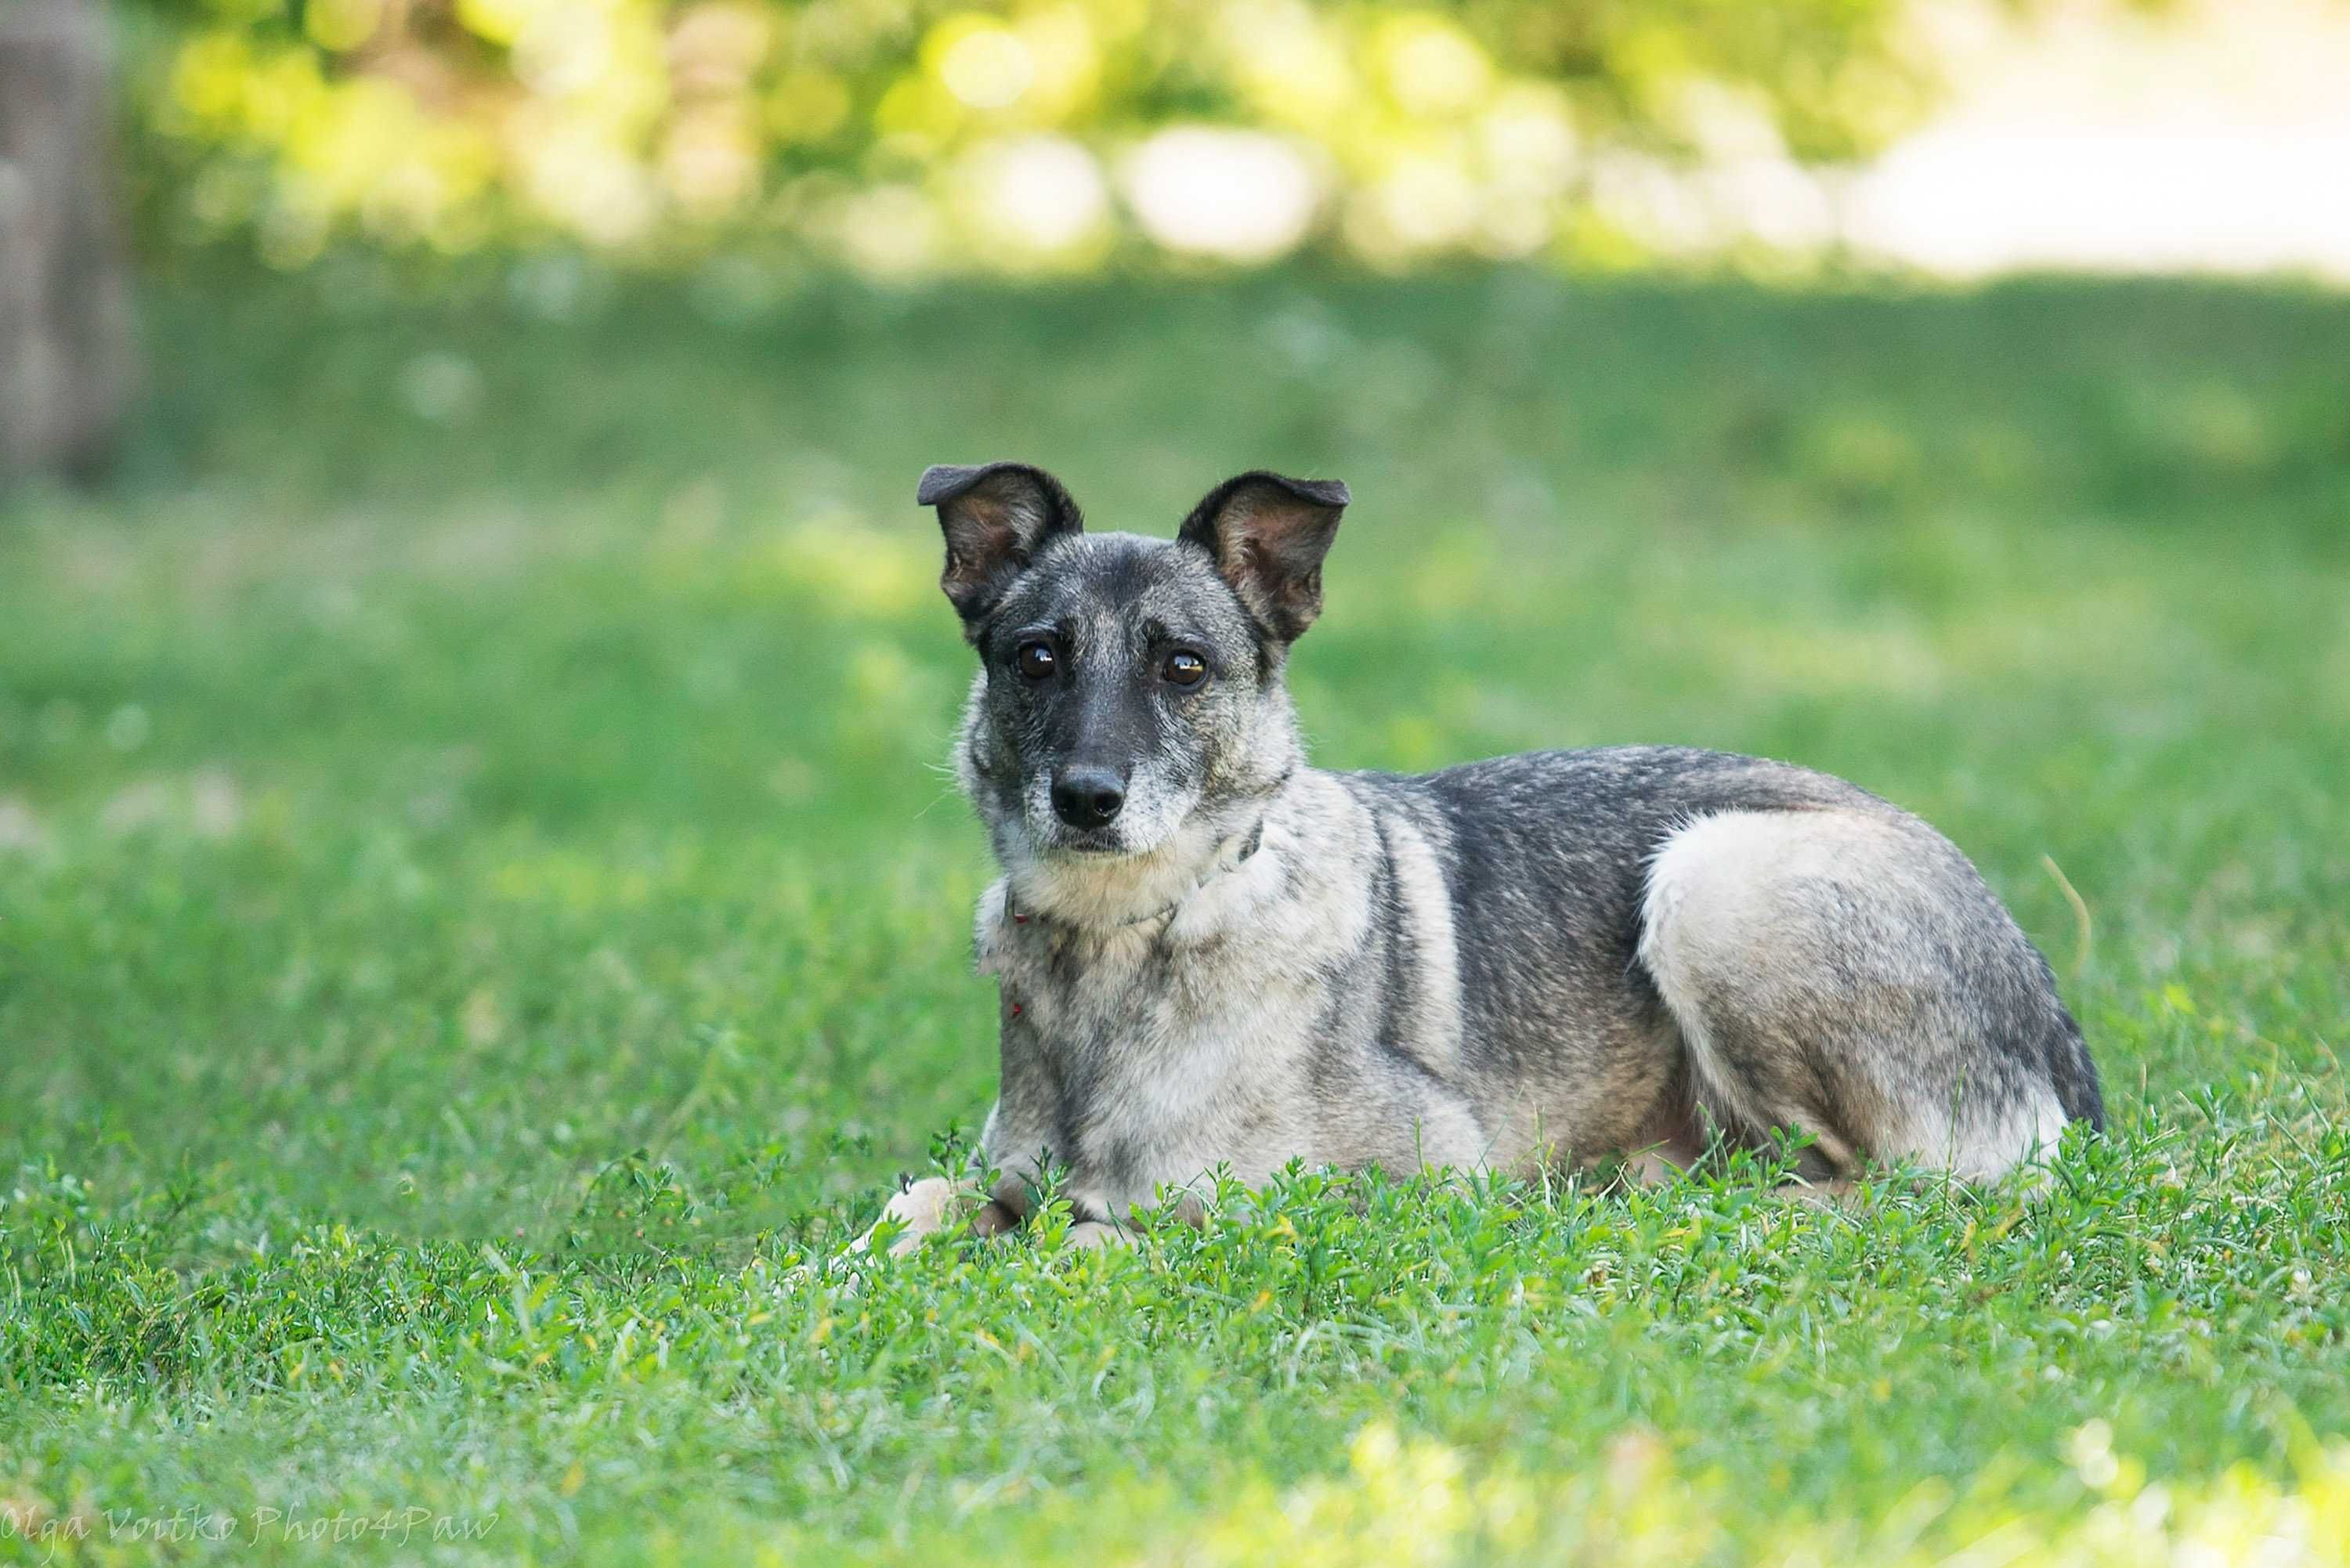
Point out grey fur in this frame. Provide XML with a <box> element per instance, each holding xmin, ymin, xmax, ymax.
<box><xmin>856</xmin><ymin>466</ymin><xmax>2102</xmax><ymax>1252</ymax></box>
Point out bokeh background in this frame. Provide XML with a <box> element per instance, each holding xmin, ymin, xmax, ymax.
<box><xmin>92</xmin><ymin>0</ymin><xmax>2350</xmax><ymax>280</ymax></box>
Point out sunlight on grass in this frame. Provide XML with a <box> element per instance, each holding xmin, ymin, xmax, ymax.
<box><xmin>1118</xmin><ymin>1420</ymin><xmax>2350</xmax><ymax>1568</ymax></box>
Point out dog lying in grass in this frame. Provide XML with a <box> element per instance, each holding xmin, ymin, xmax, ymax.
<box><xmin>856</xmin><ymin>464</ymin><xmax>2102</xmax><ymax>1254</ymax></box>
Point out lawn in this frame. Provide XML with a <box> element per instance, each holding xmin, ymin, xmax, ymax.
<box><xmin>3</xmin><ymin>262</ymin><xmax>2348</xmax><ymax>1565</ymax></box>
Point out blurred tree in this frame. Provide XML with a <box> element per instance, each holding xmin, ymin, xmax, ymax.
<box><xmin>103</xmin><ymin>0</ymin><xmax>2127</xmax><ymax>274</ymax></box>
<box><xmin>1</xmin><ymin>0</ymin><xmax>136</xmax><ymax>479</ymax></box>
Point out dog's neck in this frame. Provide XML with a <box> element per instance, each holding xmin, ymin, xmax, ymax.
<box><xmin>1004</xmin><ymin>818</ymin><xmax>1265</xmax><ymax>932</ymax></box>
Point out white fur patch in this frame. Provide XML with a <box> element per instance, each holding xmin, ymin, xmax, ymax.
<box><xmin>1640</xmin><ymin>811</ymin><xmax>1845</xmax><ymax>1157</ymax></box>
<box><xmin>1640</xmin><ymin>807</ymin><xmax>2065</xmax><ymax>1183</ymax></box>
<box><xmin>1381</xmin><ymin>811</ymin><xmax>1465</xmax><ymax>1080</ymax></box>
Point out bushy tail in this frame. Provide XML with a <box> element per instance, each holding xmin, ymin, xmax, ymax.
<box><xmin>2047</xmin><ymin>1010</ymin><xmax>2106</xmax><ymax>1130</ymax></box>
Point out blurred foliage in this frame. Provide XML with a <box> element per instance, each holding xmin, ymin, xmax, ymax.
<box><xmin>114</xmin><ymin>0</ymin><xmax>2006</xmax><ymax>272</ymax></box>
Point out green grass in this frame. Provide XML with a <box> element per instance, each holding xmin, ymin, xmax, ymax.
<box><xmin>3</xmin><ymin>262</ymin><xmax>2348</xmax><ymax>1564</ymax></box>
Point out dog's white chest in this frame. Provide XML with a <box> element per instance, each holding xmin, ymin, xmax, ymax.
<box><xmin>974</xmin><ymin>873</ymin><xmax>1334</xmax><ymax>1209</ymax></box>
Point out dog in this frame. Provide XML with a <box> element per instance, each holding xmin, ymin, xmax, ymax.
<box><xmin>854</xmin><ymin>463</ymin><xmax>2104</xmax><ymax>1255</ymax></box>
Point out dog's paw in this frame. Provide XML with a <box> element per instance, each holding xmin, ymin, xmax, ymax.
<box><xmin>849</xmin><ymin>1175</ymin><xmax>971</xmax><ymax>1258</ymax></box>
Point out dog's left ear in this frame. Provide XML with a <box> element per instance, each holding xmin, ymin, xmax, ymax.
<box><xmin>1177</xmin><ymin>471</ymin><xmax>1350</xmax><ymax>645</ymax></box>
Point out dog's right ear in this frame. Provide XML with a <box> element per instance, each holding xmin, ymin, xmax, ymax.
<box><xmin>916</xmin><ymin>462</ymin><xmax>1083</xmax><ymax>634</ymax></box>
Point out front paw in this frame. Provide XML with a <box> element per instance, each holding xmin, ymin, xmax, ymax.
<box><xmin>849</xmin><ymin>1175</ymin><xmax>971</xmax><ymax>1258</ymax></box>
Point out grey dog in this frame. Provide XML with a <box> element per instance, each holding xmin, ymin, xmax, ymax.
<box><xmin>855</xmin><ymin>463</ymin><xmax>2103</xmax><ymax>1253</ymax></box>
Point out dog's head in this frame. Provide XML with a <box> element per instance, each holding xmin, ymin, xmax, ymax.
<box><xmin>919</xmin><ymin>462</ymin><xmax>1347</xmax><ymax>921</ymax></box>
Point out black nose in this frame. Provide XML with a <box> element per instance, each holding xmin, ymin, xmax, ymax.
<box><xmin>1051</xmin><ymin>766</ymin><xmax>1126</xmax><ymax>829</ymax></box>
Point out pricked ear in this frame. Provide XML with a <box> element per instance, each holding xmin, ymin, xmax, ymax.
<box><xmin>916</xmin><ymin>461</ymin><xmax>1083</xmax><ymax>632</ymax></box>
<box><xmin>1176</xmin><ymin>470</ymin><xmax>1350</xmax><ymax>645</ymax></box>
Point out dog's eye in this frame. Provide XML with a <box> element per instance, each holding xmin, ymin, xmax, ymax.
<box><xmin>1014</xmin><ymin>640</ymin><xmax>1057</xmax><ymax>681</ymax></box>
<box><xmin>1162</xmin><ymin>650</ymin><xmax>1207</xmax><ymax>688</ymax></box>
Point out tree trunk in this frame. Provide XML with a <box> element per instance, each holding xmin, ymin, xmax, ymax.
<box><xmin>0</xmin><ymin>0</ymin><xmax>136</xmax><ymax>484</ymax></box>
